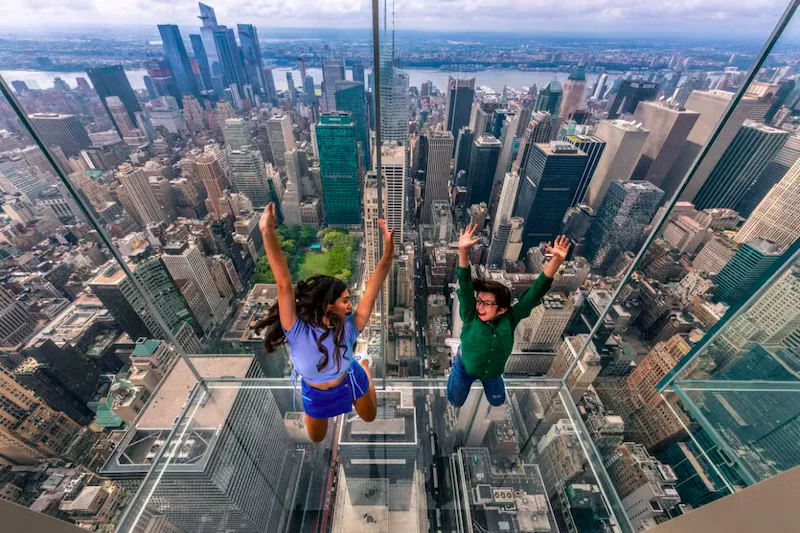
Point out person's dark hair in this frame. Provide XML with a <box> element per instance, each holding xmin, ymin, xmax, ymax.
<box><xmin>473</xmin><ymin>279</ymin><xmax>512</xmax><ymax>309</ymax></box>
<box><xmin>254</xmin><ymin>275</ymin><xmax>350</xmax><ymax>373</ymax></box>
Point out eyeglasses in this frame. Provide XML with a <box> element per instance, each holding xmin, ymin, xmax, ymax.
<box><xmin>476</xmin><ymin>298</ymin><xmax>498</xmax><ymax>308</ymax></box>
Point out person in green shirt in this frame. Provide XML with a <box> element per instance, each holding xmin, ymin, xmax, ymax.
<box><xmin>446</xmin><ymin>223</ymin><xmax>572</xmax><ymax>407</ymax></box>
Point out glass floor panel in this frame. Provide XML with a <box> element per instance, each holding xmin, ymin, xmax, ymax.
<box><xmin>106</xmin><ymin>364</ymin><xmax>629</xmax><ymax>533</ymax></box>
<box><xmin>672</xmin><ymin>379</ymin><xmax>800</xmax><ymax>487</ymax></box>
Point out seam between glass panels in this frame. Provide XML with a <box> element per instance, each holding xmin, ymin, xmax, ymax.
<box><xmin>658</xmin><ymin>237</ymin><xmax>800</xmax><ymax>391</ymax></box>
<box><xmin>0</xmin><ymin>74</ymin><xmax>207</xmax><ymax>386</ymax></box>
<box><xmin>558</xmin><ymin>386</ymin><xmax>636</xmax><ymax>533</ymax></box>
<box><xmin>115</xmin><ymin>382</ymin><xmax>204</xmax><ymax>532</ymax></box>
<box><xmin>562</xmin><ymin>0</ymin><xmax>800</xmax><ymax>385</ymax></box>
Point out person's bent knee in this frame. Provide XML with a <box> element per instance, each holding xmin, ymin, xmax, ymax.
<box><xmin>360</xmin><ymin>407</ymin><xmax>377</xmax><ymax>422</ymax></box>
<box><xmin>487</xmin><ymin>395</ymin><xmax>506</xmax><ymax>407</ymax></box>
<box><xmin>309</xmin><ymin>431</ymin><xmax>327</xmax><ymax>443</ymax></box>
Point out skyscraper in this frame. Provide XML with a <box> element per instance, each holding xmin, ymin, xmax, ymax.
<box><xmin>143</xmin><ymin>58</ymin><xmax>182</xmax><ymax>104</ymax></box>
<box><xmin>228</xmin><ymin>149</ymin><xmax>276</xmax><ymax>209</ymax></box>
<box><xmin>445</xmin><ymin>77</ymin><xmax>476</xmax><ymax>141</ymax></box>
<box><xmin>117</xmin><ymin>164</ymin><xmax>167</xmax><ymax>225</ymax></box>
<box><xmin>86</xmin><ymin>65</ymin><xmax>141</xmax><ymax>132</ymax></box>
<box><xmin>285</xmin><ymin>72</ymin><xmax>296</xmax><ymax>102</ymax></box>
<box><xmin>350</xmin><ymin>59</ymin><xmax>365</xmax><ymax>84</ymax></box>
<box><xmin>736</xmin><ymin>134</ymin><xmax>800</xmax><ymax>218</ymax></box>
<box><xmin>559</xmin><ymin>67</ymin><xmax>587</xmax><ymax>121</ymax></box>
<box><xmin>162</xmin><ymin>242</ymin><xmax>227</xmax><ymax>327</ymax></box>
<box><xmin>212</xmin><ymin>26</ymin><xmax>248</xmax><ymax>98</ymax></box>
<box><xmin>0</xmin><ymin>287</ymin><xmax>36</xmax><ymax>349</ymax></box>
<box><xmin>265</xmin><ymin>114</ymin><xmax>296</xmax><ymax>171</ymax></box>
<box><xmin>197</xmin><ymin>2</ymin><xmax>224</xmax><ymax>95</ymax></box>
<box><xmin>465</xmin><ymin>135</ymin><xmax>502</xmax><ymax>209</ymax></box>
<box><xmin>263</xmin><ymin>67</ymin><xmax>277</xmax><ymax>102</ymax></box>
<box><xmin>736</xmin><ymin>156</ymin><xmax>800</xmax><ymax>249</ymax></box>
<box><xmin>564</xmin><ymin>134</ymin><xmax>606</xmax><ymax>206</ymax></box>
<box><xmin>158</xmin><ymin>24</ymin><xmax>199</xmax><ymax>98</ymax></box>
<box><xmin>713</xmin><ymin>238</ymin><xmax>781</xmax><ymax>306</ymax></box>
<box><xmin>102</xmin><ymin>360</ymin><xmax>295</xmax><ymax>532</ymax></box>
<box><xmin>536</xmin><ymin>80</ymin><xmax>563</xmax><ymax>116</ymax></box>
<box><xmin>222</xmin><ymin>117</ymin><xmax>254</xmax><ymax>150</ymax></box>
<box><xmin>631</xmin><ymin>102</ymin><xmax>700</xmax><ymax>198</ymax></box>
<box><xmin>105</xmin><ymin>96</ymin><xmax>148</xmax><ymax>145</ymax></box>
<box><xmin>513</xmin><ymin>141</ymin><xmax>589</xmax><ymax>249</ymax></box>
<box><xmin>316</xmin><ymin>113</ymin><xmax>361</xmax><ymax>226</ymax></box>
<box><xmin>89</xmin><ymin>260</ymin><xmax>201</xmax><ymax>349</ymax></box>
<box><xmin>587</xmin><ymin>120</ymin><xmax>649</xmax><ymax>210</ymax></box>
<box><xmin>488</xmin><ymin>216</ymin><xmax>511</xmax><ymax>267</ymax></box>
<box><xmin>692</xmin><ymin>121</ymin><xmax>789</xmax><ymax>210</ymax></box>
<box><xmin>236</xmin><ymin>24</ymin><xmax>265</xmax><ymax>93</ymax></box>
<box><xmin>189</xmin><ymin>34</ymin><xmax>212</xmax><ymax>91</ymax></box>
<box><xmin>421</xmin><ymin>131</ymin><xmax>454</xmax><ymax>224</ymax></box>
<box><xmin>28</xmin><ymin>113</ymin><xmax>91</xmax><ymax>157</ymax></box>
<box><xmin>334</xmin><ymin>80</ymin><xmax>370</xmax><ymax>168</ymax></box>
<box><xmin>322</xmin><ymin>59</ymin><xmax>345</xmax><ymax>111</ymax></box>
<box><xmin>381</xmin><ymin>141</ymin><xmax>407</xmax><ymax>244</ymax></box>
<box><xmin>607</xmin><ymin>79</ymin><xmax>659</xmax><ymax>119</ymax></box>
<box><xmin>453</xmin><ymin>127</ymin><xmax>474</xmax><ymax>179</ymax></box>
<box><xmin>583</xmin><ymin>181</ymin><xmax>664</xmax><ymax>271</ymax></box>
<box><xmin>673</xmin><ymin>90</ymin><xmax>757</xmax><ymax>203</ymax></box>
<box><xmin>492</xmin><ymin>172</ymin><xmax>520</xmax><ymax>235</ymax></box>
<box><xmin>379</xmin><ymin>48</ymin><xmax>410</xmax><ymax>144</ymax></box>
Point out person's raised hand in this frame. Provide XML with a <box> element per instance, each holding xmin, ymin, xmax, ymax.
<box><xmin>379</xmin><ymin>219</ymin><xmax>395</xmax><ymax>255</ymax></box>
<box><xmin>546</xmin><ymin>235</ymin><xmax>572</xmax><ymax>262</ymax></box>
<box><xmin>259</xmin><ymin>202</ymin><xmax>277</xmax><ymax>234</ymax></box>
<box><xmin>458</xmin><ymin>223</ymin><xmax>482</xmax><ymax>250</ymax></box>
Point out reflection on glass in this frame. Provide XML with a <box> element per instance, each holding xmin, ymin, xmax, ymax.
<box><xmin>114</xmin><ymin>377</ymin><xmax>626</xmax><ymax>533</ymax></box>
<box><xmin>0</xmin><ymin>0</ymin><xmax>798</xmax><ymax>530</ymax></box>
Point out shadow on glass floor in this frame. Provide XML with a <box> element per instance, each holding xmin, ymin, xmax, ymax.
<box><xmin>107</xmin><ymin>359</ymin><xmax>629</xmax><ymax>533</ymax></box>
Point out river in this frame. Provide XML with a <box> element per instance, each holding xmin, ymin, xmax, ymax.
<box><xmin>2</xmin><ymin>67</ymin><xmax>624</xmax><ymax>94</ymax></box>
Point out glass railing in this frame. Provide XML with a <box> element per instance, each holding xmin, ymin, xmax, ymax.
<box><xmin>1</xmin><ymin>0</ymin><xmax>799</xmax><ymax>531</ymax></box>
<box><xmin>112</xmin><ymin>371</ymin><xmax>632</xmax><ymax>533</ymax></box>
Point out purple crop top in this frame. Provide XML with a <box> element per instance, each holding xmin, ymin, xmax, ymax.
<box><xmin>283</xmin><ymin>315</ymin><xmax>362</xmax><ymax>383</ymax></box>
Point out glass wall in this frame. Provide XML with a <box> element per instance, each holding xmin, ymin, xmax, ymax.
<box><xmin>1</xmin><ymin>0</ymin><xmax>799</xmax><ymax>531</ymax></box>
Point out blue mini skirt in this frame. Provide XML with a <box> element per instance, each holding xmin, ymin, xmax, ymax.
<box><xmin>297</xmin><ymin>359</ymin><xmax>370</xmax><ymax>419</ymax></box>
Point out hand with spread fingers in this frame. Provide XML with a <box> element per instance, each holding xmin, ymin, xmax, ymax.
<box><xmin>458</xmin><ymin>223</ymin><xmax>482</xmax><ymax>250</ymax></box>
<box><xmin>546</xmin><ymin>235</ymin><xmax>572</xmax><ymax>262</ymax></box>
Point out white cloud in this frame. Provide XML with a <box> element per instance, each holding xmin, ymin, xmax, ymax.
<box><xmin>0</xmin><ymin>0</ymin><xmax>792</xmax><ymax>37</ymax></box>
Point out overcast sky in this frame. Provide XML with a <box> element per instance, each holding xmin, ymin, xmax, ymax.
<box><xmin>0</xmin><ymin>0</ymin><xmax>794</xmax><ymax>38</ymax></box>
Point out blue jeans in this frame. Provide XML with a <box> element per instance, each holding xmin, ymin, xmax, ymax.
<box><xmin>446</xmin><ymin>354</ymin><xmax>506</xmax><ymax>407</ymax></box>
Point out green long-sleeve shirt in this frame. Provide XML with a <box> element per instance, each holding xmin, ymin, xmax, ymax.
<box><xmin>457</xmin><ymin>266</ymin><xmax>553</xmax><ymax>378</ymax></box>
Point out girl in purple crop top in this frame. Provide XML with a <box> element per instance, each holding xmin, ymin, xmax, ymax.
<box><xmin>254</xmin><ymin>203</ymin><xmax>395</xmax><ymax>443</ymax></box>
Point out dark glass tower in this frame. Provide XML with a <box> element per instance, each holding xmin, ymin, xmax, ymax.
<box><xmin>445</xmin><ymin>77</ymin><xmax>475</xmax><ymax>149</ymax></box>
<box><xmin>190</xmin><ymin>33</ymin><xmax>213</xmax><ymax>91</ymax></box>
<box><xmin>513</xmin><ymin>141</ymin><xmax>589</xmax><ymax>249</ymax></box>
<box><xmin>465</xmin><ymin>135</ymin><xmax>502</xmax><ymax>208</ymax></box>
<box><xmin>334</xmin><ymin>81</ymin><xmax>370</xmax><ymax>169</ymax></box>
<box><xmin>316</xmin><ymin>113</ymin><xmax>361</xmax><ymax>226</ymax></box>
<box><xmin>213</xmin><ymin>26</ymin><xmax>248</xmax><ymax>97</ymax></box>
<box><xmin>237</xmin><ymin>24</ymin><xmax>266</xmax><ymax>94</ymax></box>
<box><xmin>607</xmin><ymin>79</ymin><xmax>659</xmax><ymax>119</ymax></box>
<box><xmin>564</xmin><ymin>134</ymin><xmax>606</xmax><ymax>206</ymax></box>
<box><xmin>157</xmin><ymin>24</ymin><xmax>199</xmax><ymax>98</ymax></box>
<box><xmin>536</xmin><ymin>80</ymin><xmax>563</xmax><ymax>116</ymax></box>
<box><xmin>86</xmin><ymin>65</ymin><xmax>141</xmax><ymax>130</ymax></box>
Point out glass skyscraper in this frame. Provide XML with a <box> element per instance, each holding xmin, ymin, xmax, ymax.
<box><xmin>514</xmin><ymin>141</ymin><xmax>589</xmax><ymax>249</ymax></box>
<box><xmin>157</xmin><ymin>24</ymin><xmax>199</xmax><ymax>99</ymax></box>
<box><xmin>316</xmin><ymin>113</ymin><xmax>361</xmax><ymax>226</ymax></box>
<box><xmin>237</xmin><ymin>24</ymin><xmax>266</xmax><ymax>94</ymax></box>
<box><xmin>334</xmin><ymin>80</ymin><xmax>370</xmax><ymax>168</ymax></box>
<box><xmin>85</xmin><ymin>65</ymin><xmax>141</xmax><ymax>134</ymax></box>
